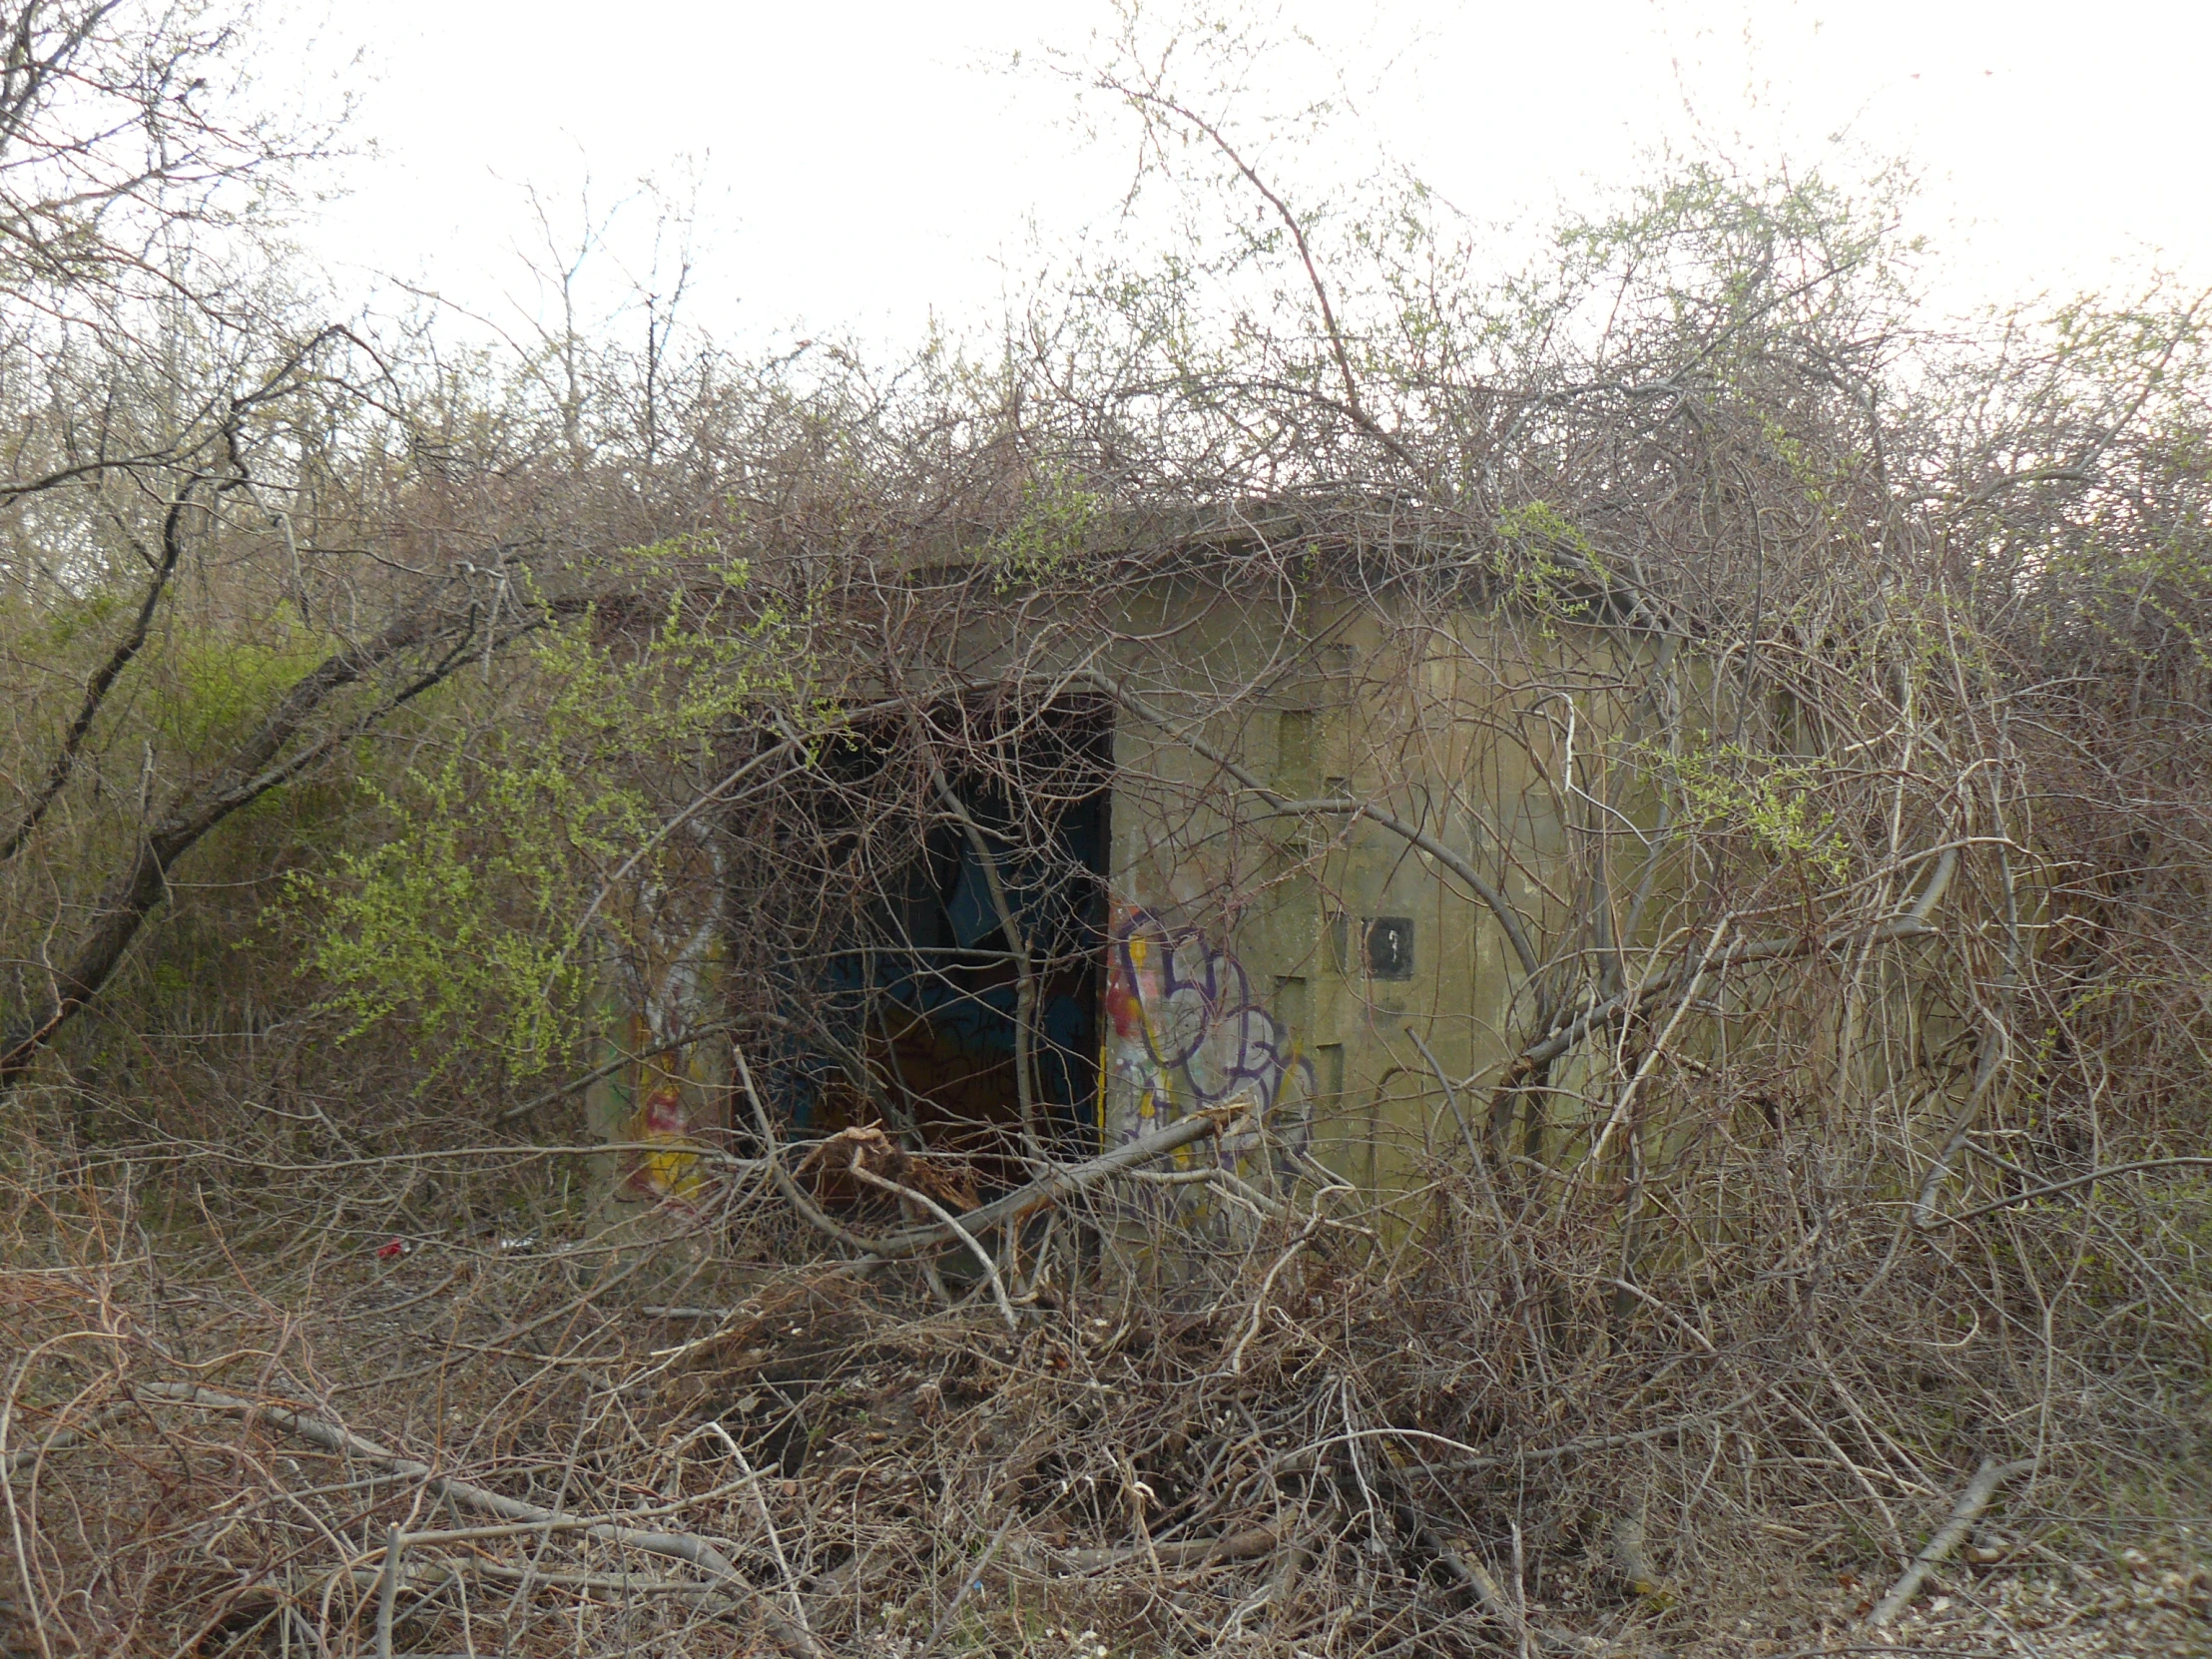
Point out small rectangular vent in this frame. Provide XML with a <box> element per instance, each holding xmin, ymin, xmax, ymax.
<box><xmin>1365</xmin><ymin>916</ymin><xmax>1414</xmax><ymax>980</ymax></box>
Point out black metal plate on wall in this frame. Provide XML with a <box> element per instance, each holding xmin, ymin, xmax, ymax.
<box><xmin>1366</xmin><ymin>916</ymin><xmax>1414</xmax><ymax>980</ymax></box>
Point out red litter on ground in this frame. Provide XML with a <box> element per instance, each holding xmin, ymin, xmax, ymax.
<box><xmin>375</xmin><ymin>1238</ymin><xmax>408</xmax><ymax>1260</ymax></box>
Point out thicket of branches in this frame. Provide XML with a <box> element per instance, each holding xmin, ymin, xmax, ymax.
<box><xmin>0</xmin><ymin>5</ymin><xmax>2207</xmax><ymax>1655</ymax></box>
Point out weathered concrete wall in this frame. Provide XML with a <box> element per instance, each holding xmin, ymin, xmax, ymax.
<box><xmin>1095</xmin><ymin>580</ymin><xmax>1648</xmax><ymax>1209</ymax></box>
<box><xmin>582</xmin><ymin>828</ymin><xmax>730</xmax><ymax>1236</ymax></box>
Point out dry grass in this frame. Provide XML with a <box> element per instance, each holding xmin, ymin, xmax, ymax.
<box><xmin>0</xmin><ymin>1055</ymin><xmax>2205</xmax><ymax>1659</ymax></box>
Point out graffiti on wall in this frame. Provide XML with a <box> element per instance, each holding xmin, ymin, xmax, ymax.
<box><xmin>1102</xmin><ymin>900</ymin><xmax>1314</xmax><ymax>1181</ymax></box>
<box><xmin>592</xmin><ymin>836</ymin><xmax>728</xmax><ymax>1208</ymax></box>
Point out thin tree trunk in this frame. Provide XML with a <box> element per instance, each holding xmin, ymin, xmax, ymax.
<box><xmin>0</xmin><ymin>598</ymin><xmax>489</xmax><ymax>1090</ymax></box>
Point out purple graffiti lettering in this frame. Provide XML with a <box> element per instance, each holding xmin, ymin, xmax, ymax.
<box><xmin>1104</xmin><ymin>902</ymin><xmax>1315</xmax><ymax>1164</ymax></box>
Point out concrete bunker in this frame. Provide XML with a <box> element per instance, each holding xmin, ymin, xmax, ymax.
<box><xmin>591</xmin><ymin>558</ymin><xmax>1670</xmax><ymax>1234</ymax></box>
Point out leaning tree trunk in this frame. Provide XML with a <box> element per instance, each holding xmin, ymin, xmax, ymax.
<box><xmin>0</xmin><ymin>595</ymin><xmax>496</xmax><ymax>1091</ymax></box>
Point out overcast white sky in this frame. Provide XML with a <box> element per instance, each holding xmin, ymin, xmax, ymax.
<box><xmin>289</xmin><ymin>0</ymin><xmax>2212</xmax><ymax>353</ymax></box>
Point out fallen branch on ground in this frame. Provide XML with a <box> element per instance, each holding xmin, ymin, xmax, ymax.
<box><xmin>739</xmin><ymin>1036</ymin><xmax>1253</xmax><ymax>1264</ymax></box>
<box><xmin>862</xmin><ymin>1102</ymin><xmax>1255</xmax><ymax>1259</ymax></box>
<box><xmin>134</xmin><ymin>1382</ymin><xmax>830</xmax><ymax>1659</ymax></box>
<box><xmin>2</xmin><ymin>1402</ymin><xmax>133</xmax><ymax>1475</ymax></box>
<box><xmin>1865</xmin><ymin>1456</ymin><xmax>2035</xmax><ymax>1628</ymax></box>
<box><xmin>1044</xmin><ymin>1524</ymin><xmax>1283</xmax><ymax>1573</ymax></box>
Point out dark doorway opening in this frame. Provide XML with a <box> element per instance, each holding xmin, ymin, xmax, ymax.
<box><xmin>793</xmin><ymin>696</ymin><xmax>1113</xmax><ymax>1190</ymax></box>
